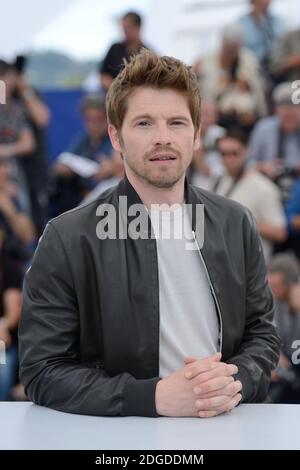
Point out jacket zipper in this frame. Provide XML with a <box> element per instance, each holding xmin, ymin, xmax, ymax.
<box><xmin>192</xmin><ymin>230</ymin><xmax>223</xmax><ymax>353</ymax></box>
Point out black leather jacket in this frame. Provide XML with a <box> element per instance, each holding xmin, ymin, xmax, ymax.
<box><xmin>19</xmin><ymin>177</ymin><xmax>280</xmax><ymax>416</ymax></box>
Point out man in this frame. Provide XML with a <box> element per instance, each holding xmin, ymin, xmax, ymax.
<box><xmin>0</xmin><ymin>59</ymin><xmax>36</xmax><ymax>216</ymax></box>
<box><xmin>270</xmin><ymin>27</ymin><xmax>300</xmax><ymax>83</ymax></box>
<box><xmin>212</xmin><ymin>129</ymin><xmax>286</xmax><ymax>262</ymax></box>
<box><xmin>13</xmin><ymin>55</ymin><xmax>51</xmax><ymax>237</ymax></box>
<box><xmin>99</xmin><ymin>11</ymin><xmax>147</xmax><ymax>91</ymax></box>
<box><xmin>285</xmin><ymin>179</ymin><xmax>300</xmax><ymax>259</ymax></box>
<box><xmin>238</xmin><ymin>0</ymin><xmax>285</xmax><ymax>66</ymax></box>
<box><xmin>190</xmin><ymin>101</ymin><xmax>225</xmax><ymax>190</ymax></box>
<box><xmin>19</xmin><ymin>50</ymin><xmax>280</xmax><ymax>418</ymax></box>
<box><xmin>268</xmin><ymin>254</ymin><xmax>300</xmax><ymax>402</ymax></box>
<box><xmin>0</xmin><ymin>250</ymin><xmax>23</xmax><ymax>400</ymax></box>
<box><xmin>53</xmin><ymin>94</ymin><xmax>115</xmax><ymax>213</ymax></box>
<box><xmin>0</xmin><ymin>156</ymin><xmax>35</xmax><ymax>255</ymax></box>
<box><xmin>194</xmin><ymin>24</ymin><xmax>267</xmax><ymax>130</ymax></box>
<box><xmin>0</xmin><ymin>60</ymin><xmax>35</xmax><ymax>162</ymax></box>
<box><xmin>248</xmin><ymin>82</ymin><xmax>300</xmax><ymax>200</ymax></box>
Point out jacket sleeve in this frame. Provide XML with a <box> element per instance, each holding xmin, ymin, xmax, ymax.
<box><xmin>19</xmin><ymin>222</ymin><xmax>160</xmax><ymax>417</ymax></box>
<box><xmin>228</xmin><ymin>209</ymin><xmax>280</xmax><ymax>403</ymax></box>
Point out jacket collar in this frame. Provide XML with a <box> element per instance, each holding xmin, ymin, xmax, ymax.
<box><xmin>117</xmin><ymin>175</ymin><xmax>202</xmax><ymax>233</ymax></box>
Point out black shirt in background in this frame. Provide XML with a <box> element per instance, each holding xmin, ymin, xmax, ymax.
<box><xmin>100</xmin><ymin>42</ymin><xmax>147</xmax><ymax>79</ymax></box>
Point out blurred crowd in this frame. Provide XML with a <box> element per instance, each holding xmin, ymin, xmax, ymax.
<box><xmin>0</xmin><ymin>1</ymin><xmax>300</xmax><ymax>402</ymax></box>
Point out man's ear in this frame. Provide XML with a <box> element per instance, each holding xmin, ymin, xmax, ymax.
<box><xmin>193</xmin><ymin>127</ymin><xmax>201</xmax><ymax>152</ymax></box>
<box><xmin>108</xmin><ymin>124</ymin><xmax>122</xmax><ymax>153</ymax></box>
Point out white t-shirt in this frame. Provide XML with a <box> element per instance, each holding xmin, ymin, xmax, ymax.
<box><xmin>212</xmin><ymin>170</ymin><xmax>286</xmax><ymax>262</ymax></box>
<box><xmin>149</xmin><ymin>204</ymin><xmax>219</xmax><ymax>379</ymax></box>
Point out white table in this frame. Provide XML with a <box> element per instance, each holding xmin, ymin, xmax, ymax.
<box><xmin>0</xmin><ymin>402</ymin><xmax>299</xmax><ymax>450</ymax></box>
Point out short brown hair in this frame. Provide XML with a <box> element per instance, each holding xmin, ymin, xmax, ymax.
<box><xmin>106</xmin><ymin>49</ymin><xmax>201</xmax><ymax>130</ymax></box>
<box><xmin>80</xmin><ymin>94</ymin><xmax>106</xmax><ymax>114</ymax></box>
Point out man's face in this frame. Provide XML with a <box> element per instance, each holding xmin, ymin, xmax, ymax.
<box><xmin>84</xmin><ymin>107</ymin><xmax>107</xmax><ymax>141</ymax></box>
<box><xmin>221</xmin><ymin>39</ymin><xmax>240</xmax><ymax>61</ymax></box>
<box><xmin>108</xmin><ymin>87</ymin><xmax>200</xmax><ymax>189</ymax></box>
<box><xmin>202</xmin><ymin>101</ymin><xmax>218</xmax><ymax>132</ymax></box>
<box><xmin>218</xmin><ymin>138</ymin><xmax>246</xmax><ymax>176</ymax></box>
<box><xmin>122</xmin><ymin>17</ymin><xmax>140</xmax><ymax>43</ymax></box>
<box><xmin>268</xmin><ymin>272</ymin><xmax>289</xmax><ymax>302</ymax></box>
<box><xmin>253</xmin><ymin>0</ymin><xmax>271</xmax><ymax>12</ymax></box>
<box><xmin>276</xmin><ymin>104</ymin><xmax>300</xmax><ymax>133</ymax></box>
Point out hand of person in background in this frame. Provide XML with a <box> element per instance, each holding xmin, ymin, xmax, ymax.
<box><xmin>0</xmin><ymin>189</ymin><xmax>17</xmax><ymax>217</ymax></box>
<box><xmin>271</xmin><ymin>352</ymin><xmax>292</xmax><ymax>383</ymax></box>
<box><xmin>0</xmin><ymin>318</ymin><xmax>12</xmax><ymax>347</ymax></box>
<box><xmin>285</xmin><ymin>54</ymin><xmax>300</xmax><ymax>71</ymax></box>
<box><xmin>257</xmin><ymin>161</ymin><xmax>283</xmax><ymax>180</ymax></box>
<box><xmin>53</xmin><ymin>162</ymin><xmax>75</xmax><ymax>178</ymax></box>
<box><xmin>289</xmin><ymin>283</ymin><xmax>300</xmax><ymax>314</ymax></box>
<box><xmin>184</xmin><ymin>354</ymin><xmax>242</xmax><ymax>418</ymax></box>
<box><xmin>93</xmin><ymin>155</ymin><xmax>115</xmax><ymax>182</ymax></box>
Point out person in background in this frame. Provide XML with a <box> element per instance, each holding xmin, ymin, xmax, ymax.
<box><xmin>270</xmin><ymin>27</ymin><xmax>300</xmax><ymax>84</ymax></box>
<box><xmin>0</xmin><ymin>250</ymin><xmax>23</xmax><ymax>400</ymax></box>
<box><xmin>13</xmin><ymin>55</ymin><xmax>51</xmax><ymax>237</ymax></box>
<box><xmin>81</xmin><ymin>152</ymin><xmax>124</xmax><ymax>205</ymax></box>
<box><xmin>284</xmin><ymin>179</ymin><xmax>300</xmax><ymax>260</ymax></box>
<box><xmin>248</xmin><ymin>82</ymin><xmax>300</xmax><ymax>204</ymax></box>
<box><xmin>237</xmin><ymin>0</ymin><xmax>285</xmax><ymax>67</ymax></box>
<box><xmin>99</xmin><ymin>11</ymin><xmax>147</xmax><ymax>91</ymax></box>
<box><xmin>0</xmin><ymin>60</ymin><xmax>35</xmax><ymax>163</ymax></box>
<box><xmin>53</xmin><ymin>94</ymin><xmax>115</xmax><ymax>214</ymax></box>
<box><xmin>194</xmin><ymin>25</ymin><xmax>267</xmax><ymax>134</ymax></box>
<box><xmin>268</xmin><ymin>254</ymin><xmax>300</xmax><ymax>403</ymax></box>
<box><xmin>212</xmin><ymin>129</ymin><xmax>286</xmax><ymax>262</ymax></box>
<box><xmin>0</xmin><ymin>157</ymin><xmax>35</xmax><ymax>260</ymax></box>
<box><xmin>190</xmin><ymin>101</ymin><xmax>225</xmax><ymax>190</ymax></box>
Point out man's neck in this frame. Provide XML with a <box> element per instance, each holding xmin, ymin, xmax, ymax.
<box><xmin>126</xmin><ymin>172</ymin><xmax>185</xmax><ymax>207</ymax></box>
<box><xmin>125</xmin><ymin>39</ymin><xmax>141</xmax><ymax>50</ymax></box>
<box><xmin>90</xmin><ymin>134</ymin><xmax>104</xmax><ymax>147</ymax></box>
<box><xmin>228</xmin><ymin>166</ymin><xmax>247</xmax><ymax>181</ymax></box>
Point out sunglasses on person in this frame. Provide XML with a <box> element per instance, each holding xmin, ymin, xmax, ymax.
<box><xmin>219</xmin><ymin>149</ymin><xmax>241</xmax><ymax>157</ymax></box>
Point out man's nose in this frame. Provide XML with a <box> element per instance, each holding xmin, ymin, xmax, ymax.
<box><xmin>152</xmin><ymin>123</ymin><xmax>172</xmax><ymax>146</ymax></box>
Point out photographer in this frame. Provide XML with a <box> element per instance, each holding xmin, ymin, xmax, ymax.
<box><xmin>268</xmin><ymin>254</ymin><xmax>300</xmax><ymax>403</ymax></box>
<box><xmin>248</xmin><ymin>82</ymin><xmax>300</xmax><ymax>202</ymax></box>
<box><xmin>13</xmin><ymin>55</ymin><xmax>51</xmax><ymax>237</ymax></box>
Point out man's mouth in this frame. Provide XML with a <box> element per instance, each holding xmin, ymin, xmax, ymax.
<box><xmin>149</xmin><ymin>154</ymin><xmax>177</xmax><ymax>162</ymax></box>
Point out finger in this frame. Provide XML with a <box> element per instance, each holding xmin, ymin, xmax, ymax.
<box><xmin>198</xmin><ymin>410</ymin><xmax>221</xmax><ymax>418</ymax></box>
<box><xmin>190</xmin><ymin>363</ymin><xmax>238</xmax><ymax>384</ymax></box>
<box><xmin>197</xmin><ymin>392</ymin><xmax>242</xmax><ymax>414</ymax></box>
<box><xmin>196</xmin><ymin>394</ymin><xmax>232</xmax><ymax>411</ymax></box>
<box><xmin>218</xmin><ymin>393</ymin><xmax>242</xmax><ymax>413</ymax></box>
<box><xmin>195</xmin><ymin>379</ymin><xmax>242</xmax><ymax>399</ymax></box>
<box><xmin>193</xmin><ymin>376</ymin><xmax>234</xmax><ymax>396</ymax></box>
<box><xmin>184</xmin><ymin>352</ymin><xmax>221</xmax><ymax>367</ymax></box>
<box><xmin>184</xmin><ymin>353</ymin><xmax>222</xmax><ymax>379</ymax></box>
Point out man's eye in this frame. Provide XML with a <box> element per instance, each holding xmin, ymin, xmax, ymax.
<box><xmin>137</xmin><ymin>121</ymin><xmax>151</xmax><ymax>127</ymax></box>
<box><xmin>171</xmin><ymin>121</ymin><xmax>184</xmax><ymax>126</ymax></box>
